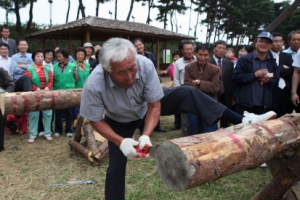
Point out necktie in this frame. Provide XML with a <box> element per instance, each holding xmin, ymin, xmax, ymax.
<box><xmin>218</xmin><ymin>59</ymin><xmax>224</xmax><ymax>94</ymax></box>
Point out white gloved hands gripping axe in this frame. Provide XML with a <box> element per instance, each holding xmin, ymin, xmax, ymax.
<box><xmin>119</xmin><ymin>135</ymin><xmax>152</xmax><ymax>159</ymax></box>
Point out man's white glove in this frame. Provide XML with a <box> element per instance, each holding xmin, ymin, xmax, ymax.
<box><xmin>138</xmin><ymin>135</ymin><xmax>152</xmax><ymax>149</ymax></box>
<box><xmin>119</xmin><ymin>138</ymin><xmax>139</xmax><ymax>159</ymax></box>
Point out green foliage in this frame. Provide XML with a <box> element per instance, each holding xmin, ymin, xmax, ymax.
<box><xmin>199</xmin><ymin>0</ymin><xmax>275</xmax><ymax>44</ymax></box>
<box><xmin>154</xmin><ymin>0</ymin><xmax>188</xmax><ymax>29</ymax></box>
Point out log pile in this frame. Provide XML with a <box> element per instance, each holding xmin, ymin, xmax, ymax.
<box><xmin>155</xmin><ymin>113</ymin><xmax>300</xmax><ymax>195</ymax></box>
<box><xmin>68</xmin><ymin>116</ymin><xmax>109</xmax><ymax>166</ymax></box>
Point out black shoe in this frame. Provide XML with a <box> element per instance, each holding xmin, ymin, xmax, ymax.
<box><xmin>154</xmin><ymin>127</ymin><xmax>167</xmax><ymax>133</ymax></box>
<box><xmin>171</xmin><ymin>126</ymin><xmax>181</xmax><ymax>130</ymax></box>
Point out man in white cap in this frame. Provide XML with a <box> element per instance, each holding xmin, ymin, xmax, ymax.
<box><xmin>233</xmin><ymin>32</ymin><xmax>280</xmax><ymax>116</ymax></box>
<box><xmin>83</xmin><ymin>42</ymin><xmax>97</xmax><ymax>72</ymax></box>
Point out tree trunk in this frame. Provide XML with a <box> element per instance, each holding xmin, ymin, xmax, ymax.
<box><xmin>146</xmin><ymin>0</ymin><xmax>153</xmax><ymax>24</ymax></box>
<box><xmin>66</xmin><ymin>0</ymin><xmax>71</xmax><ymax>23</ymax></box>
<box><xmin>126</xmin><ymin>0</ymin><xmax>134</xmax><ymax>21</ymax></box>
<box><xmin>163</xmin><ymin>2</ymin><xmax>170</xmax><ymax>29</ymax></box>
<box><xmin>78</xmin><ymin>0</ymin><xmax>86</xmax><ymax>18</ymax></box>
<box><xmin>0</xmin><ymin>89</ymin><xmax>82</xmax><ymax>115</ymax></box>
<box><xmin>68</xmin><ymin>140</ymin><xmax>94</xmax><ymax>162</ymax></box>
<box><xmin>95</xmin><ymin>0</ymin><xmax>100</xmax><ymax>17</ymax></box>
<box><xmin>114</xmin><ymin>0</ymin><xmax>117</xmax><ymax>20</ymax></box>
<box><xmin>26</xmin><ymin>0</ymin><xmax>34</xmax><ymax>33</ymax></box>
<box><xmin>155</xmin><ymin>114</ymin><xmax>300</xmax><ymax>191</ymax></box>
<box><xmin>252</xmin><ymin>146</ymin><xmax>300</xmax><ymax>200</ymax></box>
<box><xmin>264</xmin><ymin>0</ymin><xmax>300</xmax><ymax>32</ymax></box>
<box><xmin>76</xmin><ymin>5</ymin><xmax>80</xmax><ymax>20</ymax></box>
<box><xmin>14</xmin><ymin>0</ymin><xmax>22</xmax><ymax>33</ymax></box>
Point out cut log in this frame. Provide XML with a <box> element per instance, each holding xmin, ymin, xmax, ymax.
<box><xmin>93</xmin><ymin>140</ymin><xmax>109</xmax><ymax>161</ymax></box>
<box><xmin>252</xmin><ymin>146</ymin><xmax>300</xmax><ymax>200</ymax></box>
<box><xmin>0</xmin><ymin>89</ymin><xmax>82</xmax><ymax>115</ymax></box>
<box><xmin>68</xmin><ymin>140</ymin><xmax>94</xmax><ymax>162</ymax></box>
<box><xmin>73</xmin><ymin>116</ymin><xmax>84</xmax><ymax>143</ymax></box>
<box><xmin>83</xmin><ymin>122</ymin><xmax>98</xmax><ymax>153</ymax></box>
<box><xmin>155</xmin><ymin>114</ymin><xmax>300</xmax><ymax>191</ymax></box>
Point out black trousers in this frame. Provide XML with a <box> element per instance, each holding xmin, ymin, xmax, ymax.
<box><xmin>104</xmin><ymin>86</ymin><xmax>227</xmax><ymax>199</ymax></box>
<box><xmin>54</xmin><ymin>108</ymin><xmax>73</xmax><ymax>134</ymax></box>
<box><xmin>217</xmin><ymin>93</ymin><xmax>230</xmax><ymax>128</ymax></box>
<box><xmin>15</xmin><ymin>75</ymin><xmax>32</xmax><ymax>92</ymax></box>
<box><xmin>104</xmin><ymin>116</ymin><xmax>141</xmax><ymax>200</ymax></box>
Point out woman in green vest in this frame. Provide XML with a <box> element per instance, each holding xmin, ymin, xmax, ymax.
<box><xmin>72</xmin><ymin>47</ymin><xmax>91</xmax><ymax>128</ymax></box>
<box><xmin>24</xmin><ymin>49</ymin><xmax>53</xmax><ymax>143</ymax></box>
<box><xmin>53</xmin><ymin>48</ymin><xmax>77</xmax><ymax>137</ymax></box>
<box><xmin>74</xmin><ymin>47</ymin><xmax>90</xmax><ymax>88</ymax></box>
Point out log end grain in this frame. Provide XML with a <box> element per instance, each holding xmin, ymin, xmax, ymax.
<box><xmin>155</xmin><ymin>141</ymin><xmax>191</xmax><ymax>191</ymax></box>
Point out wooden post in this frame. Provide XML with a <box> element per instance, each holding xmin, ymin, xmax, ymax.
<box><xmin>252</xmin><ymin>146</ymin><xmax>300</xmax><ymax>200</ymax></box>
<box><xmin>156</xmin><ymin>38</ymin><xmax>160</xmax><ymax>70</ymax></box>
<box><xmin>155</xmin><ymin>114</ymin><xmax>300</xmax><ymax>191</ymax></box>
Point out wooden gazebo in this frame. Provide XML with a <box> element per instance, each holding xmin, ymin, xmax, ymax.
<box><xmin>26</xmin><ymin>16</ymin><xmax>196</xmax><ymax>69</ymax></box>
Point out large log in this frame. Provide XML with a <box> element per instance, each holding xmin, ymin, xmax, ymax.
<box><xmin>155</xmin><ymin>114</ymin><xmax>300</xmax><ymax>191</ymax></box>
<box><xmin>68</xmin><ymin>140</ymin><xmax>94</xmax><ymax>162</ymax></box>
<box><xmin>0</xmin><ymin>89</ymin><xmax>82</xmax><ymax>115</ymax></box>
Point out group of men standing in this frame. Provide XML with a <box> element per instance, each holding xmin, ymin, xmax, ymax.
<box><xmin>173</xmin><ymin>30</ymin><xmax>300</xmax><ymax>136</ymax></box>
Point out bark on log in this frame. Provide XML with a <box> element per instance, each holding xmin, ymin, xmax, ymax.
<box><xmin>252</xmin><ymin>146</ymin><xmax>300</xmax><ymax>200</ymax></box>
<box><xmin>92</xmin><ymin>140</ymin><xmax>109</xmax><ymax>162</ymax></box>
<box><xmin>155</xmin><ymin>114</ymin><xmax>300</xmax><ymax>191</ymax></box>
<box><xmin>68</xmin><ymin>140</ymin><xmax>94</xmax><ymax>162</ymax></box>
<box><xmin>0</xmin><ymin>89</ymin><xmax>82</xmax><ymax>115</ymax></box>
<box><xmin>74</xmin><ymin>116</ymin><xmax>84</xmax><ymax>143</ymax></box>
<box><xmin>84</xmin><ymin>123</ymin><xmax>98</xmax><ymax>153</ymax></box>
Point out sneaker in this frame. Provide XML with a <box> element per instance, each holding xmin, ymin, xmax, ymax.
<box><xmin>27</xmin><ymin>138</ymin><xmax>35</xmax><ymax>143</ymax></box>
<box><xmin>242</xmin><ymin>111</ymin><xmax>277</xmax><ymax>124</ymax></box>
<box><xmin>66</xmin><ymin>133</ymin><xmax>73</xmax><ymax>137</ymax></box>
<box><xmin>54</xmin><ymin>132</ymin><xmax>60</xmax><ymax>137</ymax></box>
<box><xmin>38</xmin><ymin>131</ymin><xmax>44</xmax><ymax>136</ymax></box>
<box><xmin>260</xmin><ymin>163</ymin><xmax>268</xmax><ymax>168</ymax></box>
<box><xmin>45</xmin><ymin>136</ymin><xmax>53</xmax><ymax>141</ymax></box>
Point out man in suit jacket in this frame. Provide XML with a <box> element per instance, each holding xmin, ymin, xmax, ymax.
<box><xmin>0</xmin><ymin>27</ymin><xmax>17</xmax><ymax>57</ymax></box>
<box><xmin>270</xmin><ymin>32</ymin><xmax>294</xmax><ymax>117</ymax></box>
<box><xmin>208</xmin><ymin>40</ymin><xmax>235</xmax><ymax>128</ymax></box>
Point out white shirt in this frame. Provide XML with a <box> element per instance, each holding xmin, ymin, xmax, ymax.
<box><xmin>293</xmin><ymin>49</ymin><xmax>300</xmax><ymax>68</ymax></box>
<box><xmin>174</xmin><ymin>56</ymin><xmax>196</xmax><ymax>87</ymax></box>
<box><xmin>43</xmin><ymin>61</ymin><xmax>53</xmax><ymax>72</ymax></box>
<box><xmin>0</xmin><ymin>55</ymin><xmax>12</xmax><ymax>77</ymax></box>
<box><xmin>270</xmin><ymin>50</ymin><xmax>280</xmax><ymax>65</ymax></box>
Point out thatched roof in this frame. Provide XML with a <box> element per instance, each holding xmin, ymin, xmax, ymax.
<box><xmin>26</xmin><ymin>16</ymin><xmax>196</xmax><ymax>42</ymax></box>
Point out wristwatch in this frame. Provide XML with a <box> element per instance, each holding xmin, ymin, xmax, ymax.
<box><xmin>195</xmin><ymin>79</ymin><xmax>200</xmax><ymax>84</ymax></box>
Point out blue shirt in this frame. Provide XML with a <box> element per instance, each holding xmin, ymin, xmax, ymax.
<box><xmin>80</xmin><ymin>55</ymin><xmax>164</xmax><ymax>123</ymax></box>
<box><xmin>283</xmin><ymin>47</ymin><xmax>297</xmax><ymax>61</ymax></box>
<box><xmin>251</xmin><ymin>52</ymin><xmax>269</xmax><ymax>106</ymax></box>
<box><xmin>11</xmin><ymin>52</ymin><xmax>34</xmax><ymax>80</ymax></box>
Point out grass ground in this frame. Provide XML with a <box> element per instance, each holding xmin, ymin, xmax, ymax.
<box><xmin>0</xmin><ymin>115</ymin><xmax>272</xmax><ymax>200</ymax></box>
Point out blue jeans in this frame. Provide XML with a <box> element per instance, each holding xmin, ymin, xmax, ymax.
<box><xmin>188</xmin><ymin>113</ymin><xmax>218</xmax><ymax>135</ymax></box>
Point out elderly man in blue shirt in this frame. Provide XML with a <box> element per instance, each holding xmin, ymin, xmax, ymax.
<box><xmin>80</xmin><ymin>38</ymin><xmax>277</xmax><ymax>200</ymax></box>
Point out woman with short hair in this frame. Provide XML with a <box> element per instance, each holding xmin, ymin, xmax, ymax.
<box><xmin>24</xmin><ymin>49</ymin><xmax>53</xmax><ymax>143</ymax></box>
